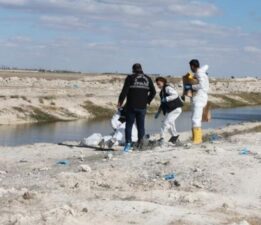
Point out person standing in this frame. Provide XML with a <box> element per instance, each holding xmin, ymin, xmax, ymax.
<box><xmin>184</xmin><ymin>59</ymin><xmax>209</xmax><ymax>144</ymax></box>
<box><xmin>155</xmin><ymin>77</ymin><xmax>184</xmax><ymax>145</ymax></box>
<box><xmin>118</xmin><ymin>63</ymin><xmax>156</xmax><ymax>152</ymax></box>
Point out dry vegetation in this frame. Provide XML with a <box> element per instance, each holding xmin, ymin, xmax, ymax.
<box><xmin>82</xmin><ymin>100</ymin><xmax>115</xmax><ymax>120</ymax></box>
<box><xmin>209</xmin><ymin>92</ymin><xmax>261</xmax><ymax>109</ymax></box>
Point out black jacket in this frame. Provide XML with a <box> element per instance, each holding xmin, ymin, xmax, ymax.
<box><xmin>160</xmin><ymin>85</ymin><xmax>184</xmax><ymax>115</ymax></box>
<box><xmin>119</xmin><ymin>73</ymin><xmax>156</xmax><ymax>109</ymax></box>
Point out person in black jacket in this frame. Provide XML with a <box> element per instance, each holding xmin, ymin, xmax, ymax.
<box><xmin>155</xmin><ymin>77</ymin><xmax>184</xmax><ymax>145</ymax></box>
<box><xmin>118</xmin><ymin>63</ymin><xmax>156</xmax><ymax>152</ymax></box>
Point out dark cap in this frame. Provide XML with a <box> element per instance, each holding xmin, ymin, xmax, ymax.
<box><xmin>189</xmin><ymin>59</ymin><xmax>200</xmax><ymax>68</ymax></box>
<box><xmin>132</xmin><ymin>63</ymin><xmax>143</xmax><ymax>74</ymax></box>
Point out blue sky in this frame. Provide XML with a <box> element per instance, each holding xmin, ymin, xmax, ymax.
<box><xmin>0</xmin><ymin>0</ymin><xmax>260</xmax><ymax>76</ymax></box>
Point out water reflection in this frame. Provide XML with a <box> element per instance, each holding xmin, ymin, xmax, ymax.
<box><xmin>0</xmin><ymin>106</ymin><xmax>260</xmax><ymax>146</ymax></box>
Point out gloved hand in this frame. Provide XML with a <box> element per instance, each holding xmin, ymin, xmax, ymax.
<box><xmin>161</xmin><ymin>97</ymin><xmax>167</xmax><ymax>103</ymax></box>
<box><xmin>154</xmin><ymin>111</ymin><xmax>161</xmax><ymax>119</ymax></box>
<box><xmin>184</xmin><ymin>84</ymin><xmax>192</xmax><ymax>91</ymax></box>
<box><xmin>117</xmin><ymin>102</ymin><xmax>122</xmax><ymax>109</ymax></box>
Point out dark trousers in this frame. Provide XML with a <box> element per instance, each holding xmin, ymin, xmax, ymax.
<box><xmin>125</xmin><ymin>108</ymin><xmax>146</xmax><ymax>143</ymax></box>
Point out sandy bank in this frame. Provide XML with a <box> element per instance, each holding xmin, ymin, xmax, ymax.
<box><xmin>0</xmin><ymin>122</ymin><xmax>260</xmax><ymax>225</ymax></box>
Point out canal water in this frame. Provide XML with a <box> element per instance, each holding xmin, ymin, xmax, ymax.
<box><xmin>0</xmin><ymin>106</ymin><xmax>260</xmax><ymax>146</ymax></box>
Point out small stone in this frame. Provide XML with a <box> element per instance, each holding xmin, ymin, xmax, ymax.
<box><xmin>23</xmin><ymin>192</ymin><xmax>34</xmax><ymax>200</ymax></box>
<box><xmin>174</xmin><ymin>180</ymin><xmax>181</xmax><ymax>187</ymax></box>
<box><xmin>193</xmin><ymin>182</ymin><xmax>204</xmax><ymax>189</ymax></box>
<box><xmin>205</xmin><ymin>149</ymin><xmax>210</xmax><ymax>154</ymax></box>
<box><xmin>193</xmin><ymin>168</ymin><xmax>201</xmax><ymax>173</ymax></box>
<box><xmin>184</xmin><ymin>143</ymin><xmax>192</xmax><ymax>149</ymax></box>
<box><xmin>79</xmin><ymin>156</ymin><xmax>84</xmax><ymax>161</ymax></box>
<box><xmin>62</xmin><ymin>205</ymin><xmax>75</xmax><ymax>216</ymax></box>
<box><xmin>222</xmin><ymin>203</ymin><xmax>229</xmax><ymax>209</ymax></box>
<box><xmin>107</xmin><ymin>153</ymin><xmax>113</xmax><ymax>160</ymax></box>
<box><xmin>0</xmin><ymin>170</ymin><xmax>7</xmax><ymax>175</ymax></box>
<box><xmin>78</xmin><ymin>165</ymin><xmax>92</xmax><ymax>172</ymax></box>
<box><xmin>39</xmin><ymin>167</ymin><xmax>49</xmax><ymax>171</ymax></box>
<box><xmin>162</xmin><ymin>161</ymin><xmax>170</xmax><ymax>166</ymax></box>
<box><xmin>82</xmin><ymin>207</ymin><xmax>88</xmax><ymax>213</ymax></box>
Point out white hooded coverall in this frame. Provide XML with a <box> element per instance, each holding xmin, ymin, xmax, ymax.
<box><xmin>111</xmin><ymin>112</ymin><xmax>138</xmax><ymax>144</ymax></box>
<box><xmin>82</xmin><ymin>112</ymin><xmax>138</xmax><ymax>147</ymax></box>
<box><xmin>192</xmin><ymin>65</ymin><xmax>209</xmax><ymax>128</ymax></box>
<box><xmin>161</xmin><ymin>85</ymin><xmax>182</xmax><ymax>140</ymax></box>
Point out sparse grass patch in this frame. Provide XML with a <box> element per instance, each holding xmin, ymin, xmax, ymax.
<box><xmin>238</xmin><ymin>92</ymin><xmax>261</xmax><ymax>105</ymax></box>
<box><xmin>82</xmin><ymin>100</ymin><xmax>114</xmax><ymax>119</ymax></box>
<box><xmin>208</xmin><ymin>101</ymin><xmax>220</xmax><ymax>109</ymax></box>
<box><xmin>21</xmin><ymin>96</ymin><xmax>27</xmax><ymax>101</ymax></box>
<box><xmin>42</xmin><ymin>96</ymin><xmax>56</xmax><ymax>100</ymax></box>
<box><xmin>10</xmin><ymin>95</ymin><xmax>20</xmax><ymax>99</ymax></box>
<box><xmin>203</xmin><ymin>125</ymin><xmax>261</xmax><ymax>141</ymax></box>
<box><xmin>58</xmin><ymin>107</ymin><xmax>78</xmax><ymax>118</ymax></box>
<box><xmin>20</xmin><ymin>96</ymin><xmax>32</xmax><ymax>103</ymax></box>
<box><xmin>39</xmin><ymin>96</ymin><xmax>56</xmax><ymax>104</ymax></box>
<box><xmin>30</xmin><ymin>107</ymin><xmax>59</xmax><ymax>122</ymax></box>
<box><xmin>39</xmin><ymin>98</ymin><xmax>44</xmax><ymax>104</ymax></box>
<box><xmin>110</xmin><ymin>77</ymin><xmax>124</xmax><ymax>83</ymax></box>
<box><xmin>13</xmin><ymin>107</ymin><xmax>25</xmax><ymax>113</ymax></box>
<box><xmin>147</xmin><ymin>104</ymin><xmax>159</xmax><ymax>114</ymax></box>
<box><xmin>210</xmin><ymin>94</ymin><xmax>247</xmax><ymax>108</ymax></box>
<box><xmin>182</xmin><ymin>102</ymin><xmax>191</xmax><ymax>112</ymax></box>
<box><xmin>166</xmin><ymin>77</ymin><xmax>182</xmax><ymax>84</ymax></box>
<box><xmin>123</xmin><ymin>91</ymin><xmax>261</xmax><ymax>116</ymax></box>
<box><xmin>210</xmin><ymin>92</ymin><xmax>261</xmax><ymax>109</ymax></box>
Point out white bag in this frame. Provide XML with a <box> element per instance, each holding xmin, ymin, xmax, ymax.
<box><xmin>80</xmin><ymin>133</ymin><xmax>103</xmax><ymax>147</ymax></box>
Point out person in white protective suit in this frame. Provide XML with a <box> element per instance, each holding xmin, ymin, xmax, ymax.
<box><xmin>154</xmin><ymin>77</ymin><xmax>184</xmax><ymax>145</ymax></box>
<box><xmin>184</xmin><ymin>59</ymin><xmax>209</xmax><ymax>144</ymax></box>
<box><xmin>110</xmin><ymin>107</ymin><xmax>138</xmax><ymax>147</ymax></box>
<box><xmin>82</xmin><ymin>108</ymin><xmax>138</xmax><ymax>149</ymax></box>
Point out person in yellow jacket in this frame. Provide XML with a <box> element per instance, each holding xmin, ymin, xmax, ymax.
<box><xmin>184</xmin><ymin>59</ymin><xmax>209</xmax><ymax>144</ymax></box>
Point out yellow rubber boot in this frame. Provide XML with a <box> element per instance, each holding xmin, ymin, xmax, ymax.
<box><xmin>193</xmin><ymin>128</ymin><xmax>203</xmax><ymax>144</ymax></box>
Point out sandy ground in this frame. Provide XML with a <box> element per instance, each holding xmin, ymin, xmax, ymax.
<box><xmin>0</xmin><ymin>122</ymin><xmax>260</xmax><ymax>225</ymax></box>
<box><xmin>0</xmin><ymin>71</ymin><xmax>261</xmax><ymax>125</ymax></box>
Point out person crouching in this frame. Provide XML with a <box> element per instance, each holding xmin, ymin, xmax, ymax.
<box><xmin>155</xmin><ymin>77</ymin><xmax>184</xmax><ymax>145</ymax></box>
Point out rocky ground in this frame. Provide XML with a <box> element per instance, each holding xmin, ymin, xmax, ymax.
<box><xmin>0</xmin><ymin>71</ymin><xmax>261</xmax><ymax>125</ymax></box>
<box><xmin>0</xmin><ymin>122</ymin><xmax>260</xmax><ymax>225</ymax></box>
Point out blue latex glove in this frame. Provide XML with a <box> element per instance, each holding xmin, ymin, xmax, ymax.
<box><xmin>161</xmin><ymin>97</ymin><xmax>167</xmax><ymax>103</ymax></box>
<box><xmin>184</xmin><ymin>84</ymin><xmax>192</xmax><ymax>91</ymax></box>
<box><xmin>154</xmin><ymin>111</ymin><xmax>161</xmax><ymax>119</ymax></box>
